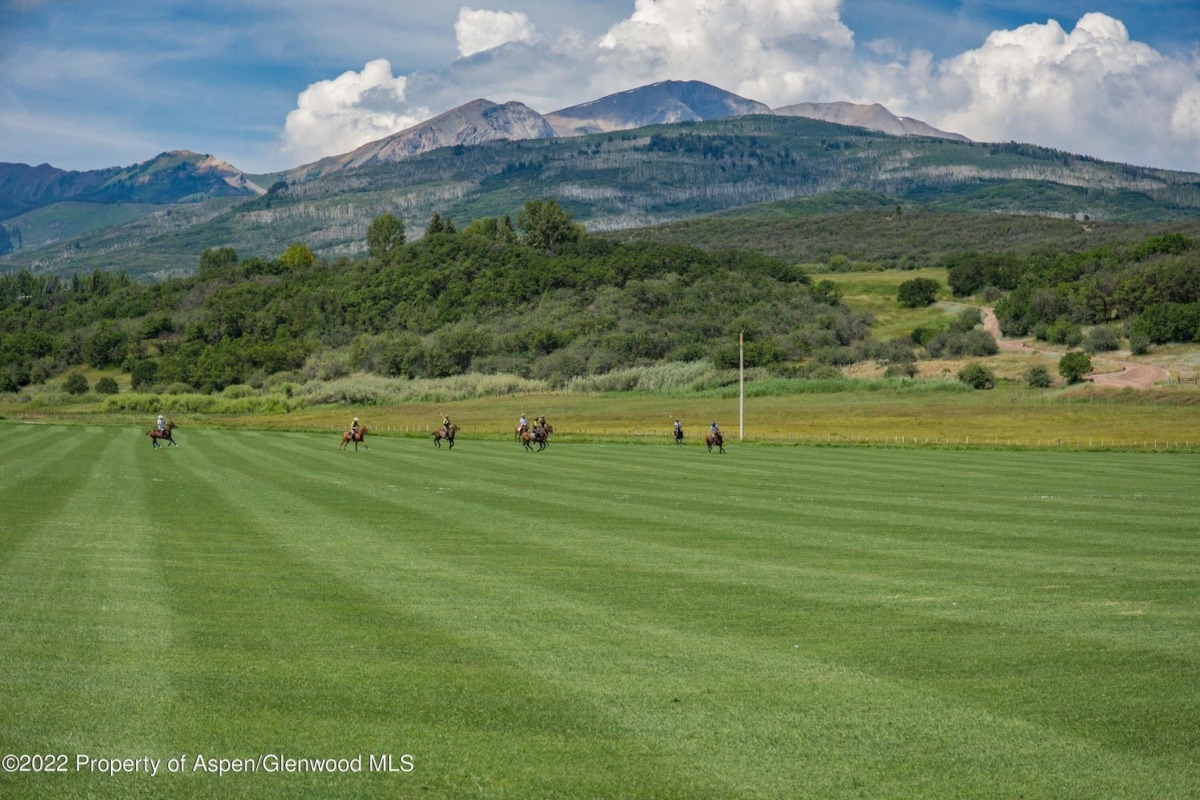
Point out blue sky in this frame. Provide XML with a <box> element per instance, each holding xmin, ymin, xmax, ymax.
<box><xmin>1</xmin><ymin>1</ymin><xmax>1198</xmax><ymax>173</ymax></box>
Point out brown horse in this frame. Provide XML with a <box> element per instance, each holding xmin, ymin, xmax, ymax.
<box><xmin>339</xmin><ymin>426</ymin><xmax>368</xmax><ymax>451</ymax></box>
<box><xmin>521</xmin><ymin>426</ymin><xmax>547</xmax><ymax>452</ymax></box>
<box><xmin>433</xmin><ymin>424</ymin><xmax>459</xmax><ymax>449</ymax></box>
<box><xmin>539</xmin><ymin>423</ymin><xmax>553</xmax><ymax>447</ymax></box>
<box><xmin>514</xmin><ymin>424</ymin><xmax>527</xmax><ymax>441</ymax></box>
<box><xmin>146</xmin><ymin>421</ymin><xmax>177</xmax><ymax>448</ymax></box>
<box><xmin>705</xmin><ymin>430</ymin><xmax>725</xmax><ymax>454</ymax></box>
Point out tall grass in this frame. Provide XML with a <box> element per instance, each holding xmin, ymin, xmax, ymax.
<box><xmin>697</xmin><ymin>375</ymin><xmax>970</xmax><ymax>398</ymax></box>
<box><xmin>564</xmin><ymin>360</ymin><xmax>734</xmax><ymax>394</ymax></box>
<box><xmin>299</xmin><ymin>372</ymin><xmax>549</xmax><ymax>406</ymax></box>
<box><xmin>101</xmin><ymin>392</ymin><xmax>302</xmax><ymax>415</ymax></box>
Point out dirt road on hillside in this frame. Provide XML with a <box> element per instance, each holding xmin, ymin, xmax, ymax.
<box><xmin>980</xmin><ymin>307</ymin><xmax>1169</xmax><ymax>389</ymax></box>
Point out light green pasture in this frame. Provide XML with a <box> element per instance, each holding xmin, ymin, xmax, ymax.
<box><xmin>1</xmin><ymin>425</ymin><xmax>1196</xmax><ymax>798</ymax></box>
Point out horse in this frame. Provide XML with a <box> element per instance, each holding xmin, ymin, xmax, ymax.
<box><xmin>673</xmin><ymin>426</ymin><xmax>684</xmax><ymax>446</ymax></box>
<box><xmin>339</xmin><ymin>426</ymin><xmax>368</xmax><ymax>451</ymax></box>
<box><xmin>705</xmin><ymin>430</ymin><xmax>725</xmax><ymax>454</ymax></box>
<box><xmin>433</xmin><ymin>424</ymin><xmax>459</xmax><ymax>449</ymax></box>
<box><xmin>539</xmin><ymin>423</ymin><xmax>553</xmax><ymax>447</ymax></box>
<box><xmin>514</xmin><ymin>424</ymin><xmax>528</xmax><ymax>441</ymax></box>
<box><xmin>521</xmin><ymin>427</ymin><xmax>547</xmax><ymax>452</ymax></box>
<box><xmin>146</xmin><ymin>421</ymin><xmax>178</xmax><ymax>449</ymax></box>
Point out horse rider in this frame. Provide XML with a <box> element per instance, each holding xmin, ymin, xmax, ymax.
<box><xmin>710</xmin><ymin>421</ymin><xmax>720</xmax><ymax>439</ymax></box>
<box><xmin>350</xmin><ymin>416</ymin><xmax>360</xmax><ymax>436</ymax></box>
<box><xmin>157</xmin><ymin>414</ymin><xmax>166</xmax><ymax>433</ymax></box>
<box><xmin>674</xmin><ymin>418</ymin><xmax>683</xmax><ymax>436</ymax></box>
<box><xmin>538</xmin><ymin>414</ymin><xmax>547</xmax><ymax>430</ymax></box>
<box><xmin>518</xmin><ymin>414</ymin><xmax>528</xmax><ymax>434</ymax></box>
<box><xmin>442</xmin><ymin>413</ymin><xmax>452</xmax><ymax>437</ymax></box>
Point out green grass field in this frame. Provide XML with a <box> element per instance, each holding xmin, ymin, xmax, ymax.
<box><xmin>1</xmin><ymin>424</ymin><xmax>1197</xmax><ymax>799</ymax></box>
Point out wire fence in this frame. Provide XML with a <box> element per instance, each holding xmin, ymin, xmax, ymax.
<box><xmin>336</xmin><ymin>425</ymin><xmax>1198</xmax><ymax>452</ymax></box>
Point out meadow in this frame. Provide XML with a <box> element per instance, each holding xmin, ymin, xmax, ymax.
<box><xmin>1</xmin><ymin>423</ymin><xmax>1197</xmax><ymax>799</ymax></box>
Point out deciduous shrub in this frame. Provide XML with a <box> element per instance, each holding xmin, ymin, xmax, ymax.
<box><xmin>63</xmin><ymin>372</ymin><xmax>88</xmax><ymax>395</ymax></box>
<box><xmin>95</xmin><ymin>377</ymin><xmax>119</xmax><ymax>394</ymax></box>
<box><xmin>1058</xmin><ymin>351</ymin><xmax>1093</xmax><ymax>384</ymax></box>
<box><xmin>896</xmin><ymin>277</ymin><xmax>941</xmax><ymax>308</ymax></box>
<box><xmin>1129</xmin><ymin>331</ymin><xmax>1151</xmax><ymax>355</ymax></box>
<box><xmin>1083</xmin><ymin>326</ymin><xmax>1120</xmax><ymax>353</ymax></box>
<box><xmin>1044</xmin><ymin>319</ymin><xmax>1082</xmax><ymax>346</ymax></box>
<box><xmin>1024</xmin><ymin>364</ymin><xmax>1052</xmax><ymax>388</ymax></box>
<box><xmin>957</xmin><ymin>362</ymin><xmax>996</xmax><ymax>389</ymax></box>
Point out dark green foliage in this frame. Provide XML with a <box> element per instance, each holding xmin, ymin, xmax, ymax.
<box><xmin>1129</xmin><ymin>330</ymin><xmax>1151</xmax><ymax>355</ymax></box>
<box><xmin>984</xmin><ymin>234</ymin><xmax>1200</xmax><ymax>337</ymax></box>
<box><xmin>1043</xmin><ymin>319</ymin><xmax>1082</xmax><ymax>347</ymax></box>
<box><xmin>926</xmin><ymin>329</ymin><xmax>998</xmax><ymax>358</ymax></box>
<box><xmin>883</xmin><ymin>361</ymin><xmax>918</xmax><ymax>378</ymax></box>
<box><xmin>924</xmin><ymin>312</ymin><xmax>996</xmax><ymax>359</ymax></box>
<box><xmin>95</xmin><ymin>376</ymin><xmax>119</xmax><ymax>394</ymax></box>
<box><xmin>945</xmin><ymin>252</ymin><xmax>1024</xmax><ymax>296</ymax></box>
<box><xmin>516</xmin><ymin>199</ymin><xmax>584</xmax><ymax>254</ymax></box>
<box><xmin>1131</xmin><ymin>303</ymin><xmax>1200</xmax><ymax>344</ymax></box>
<box><xmin>810</xmin><ymin>280</ymin><xmax>842</xmax><ymax>306</ymax></box>
<box><xmin>1083</xmin><ymin>326</ymin><xmax>1120</xmax><ymax>353</ymax></box>
<box><xmin>957</xmin><ymin>362</ymin><xmax>996</xmax><ymax>389</ymax></box>
<box><xmin>0</xmin><ymin>217</ymin><xmax>857</xmax><ymax>393</ymax></box>
<box><xmin>86</xmin><ymin>321</ymin><xmax>128</xmax><ymax>367</ymax></box>
<box><xmin>896</xmin><ymin>277</ymin><xmax>941</xmax><ymax>307</ymax></box>
<box><xmin>367</xmin><ymin>214</ymin><xmax>406</xmax><ymax>260</ymax></box>
<box><xmin>130</xmin><ymin>359</ymin><xmax>159</xmax><ymax>390</ymax></box>
<box><xmin>1058</xmin><ymin>351</ymin><xmax>1093</xmax><ymax>384</ymax></box>
<box><xmin>63</xmin><ymin>372</ymin><xmax>88</xmax><ymax>394</ymax></box>
<box><xmin>198</xmin><ymin>246</ymin><xmax>239</xmax><ymax>277</ymax></box>
<box><xmin>1025</xmin><ymin>364</ymin><xmax>1052</xmax><ymax>388</ymax></box>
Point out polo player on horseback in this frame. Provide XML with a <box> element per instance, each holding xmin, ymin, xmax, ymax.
<box><xmin>518</xmin><ymin>414</ymin><xmax>528</xmax><ymax>434</ymax></box>
<box><xmin>442</xmin><ymin>413</ymin><xmax>452</xmax><ymax>438</ymax></box>
<box><xmin>350</xmin><ymin>417</ymin><xmax>360</xmax><ymax>436</ymax></box>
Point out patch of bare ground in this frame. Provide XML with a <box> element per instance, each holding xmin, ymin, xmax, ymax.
<box><xmin>980</xmin><ymin>307</ymin><xmax>1170</xmax><ymax>389</ymax></box>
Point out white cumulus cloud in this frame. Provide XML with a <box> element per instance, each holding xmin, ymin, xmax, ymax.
<box><xmin>276</xmin><ymin>4</ymin><xmax>1200</xmax><ymax>172</ymax></box>
<box><xmin>928</xmin><ymin>13</ymin><xmax>1200</xmax><ymax>169</ymax></box>
<box><xmin>281</xmin><ymin>58</ymin><xmax>429</xmax><ymax>164</ymax></box>
<box><xmin>455</xmin><ymin>7</ymin><xmax>537</xmax><ymax>58</ymax></box>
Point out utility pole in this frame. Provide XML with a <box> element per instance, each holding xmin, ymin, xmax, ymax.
<box><xmin>739</xmin><ymin>330</ymin><xmax>744</xmax><ymax>441</ymax></box>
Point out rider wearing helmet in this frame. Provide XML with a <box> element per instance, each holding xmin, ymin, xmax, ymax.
<box><xmin>157</xmin><ymin>414</ymin><xmax>166</xmax><ymax>432</ymax></box>
<box><xmin>442</xmin><ymin>413</ymin><xmax>452</xmax><ymax>437</ymax></box>
<box><xmin>518</xmin><ymin>414</ymin><xmax>528</xmax><ymax>434</ymax></box>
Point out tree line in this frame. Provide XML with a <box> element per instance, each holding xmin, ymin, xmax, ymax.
<box><xmin>1</xmin><ymin>200</ymin><xmax>876</xmax><ymax>394</ymax></box>
<box><xmin>946</xmin><ymin>232</ymin><xmax>1200</xmax><ymax>347</ymax></box>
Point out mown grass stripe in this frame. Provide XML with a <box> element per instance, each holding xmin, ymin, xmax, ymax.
<box><xmin>0</xmin><ymin>428</ymin><xmax>176</xmax><ymax>769</ymax></box>
<box><xmin>108</xmin><ymin>430</ymin><xmax>736</xmax><ymax>799</ymax></box>
<box><xmin>2</xmin><ymin>428</ymin><xmax>1197</xmax><ymax>798</ymax></box>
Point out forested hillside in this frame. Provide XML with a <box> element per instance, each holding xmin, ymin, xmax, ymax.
<box><xmin>4</xmin><ymin>198</ymin><xmax>1197</xmax><ymax>402</ymax></box>
<box><xmin>0</xmin><ymin>203</ymin><xmax>870</xmax><ymax>395</ymax></box>
<box><xmin>5</xmin><ymin>115</ymin><xmax>1200</xmax><ymax>280</ymax></box>
<box><xmin>953</xmin><ymin>233</ymin><xmax>1200</xmax><ymax>346</ymax></box>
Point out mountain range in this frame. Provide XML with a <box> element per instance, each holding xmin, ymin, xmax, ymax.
<box><xmin>2</xmin><ymin>80</ymin><xmax>1198</xmax><ymax>279</ymax></box>
<box><xmin>1</xmin><ymin>81</ymin><xmax>965</xmax><ymax>221</ymax></box>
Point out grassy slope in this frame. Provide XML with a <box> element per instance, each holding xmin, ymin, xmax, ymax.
<box><xmin>1</xmin><ymin>425</ymin><xmax>1196</xmax><ymax>799</ymax></box>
